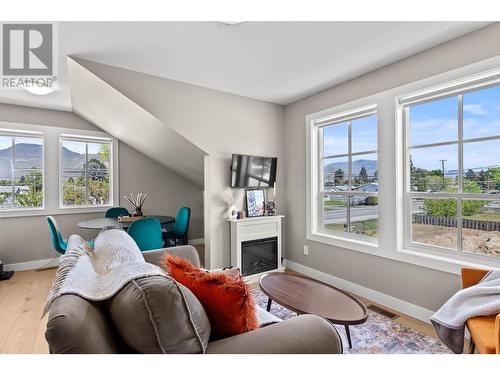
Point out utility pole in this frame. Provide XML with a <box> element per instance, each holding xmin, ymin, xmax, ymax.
<box><xmin>439</xmin><ymin>159</ymin><xmax>447</xmax><ymax>189</ymax></box>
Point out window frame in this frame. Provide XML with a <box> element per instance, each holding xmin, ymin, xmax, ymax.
<box><xmin>307</xmin><ymin>104</ymin><xmax>379</xmax><ymax>249</ymax></box>
<box><xmin>59</xmin><ymin>134</ymin><xmax>115</xmax><ymax>210</ymax></box>
<box><xmin>0</xmin><ymin>128</ymin><xmax>45</xmax><ymax>213</ymax></box>
<box><xmin>0</xmin><ymin>122</ymin><xmax>119</xmax><ymax>218</ymax></box>
<box><xmin>401</xmin><ymin>82</ymin><xmax>500</xmax><ymax>261</ymax></box>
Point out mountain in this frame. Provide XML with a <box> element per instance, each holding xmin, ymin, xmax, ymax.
<box><xmin>324</xmin><ymin>159</ymin><xmax>377</xmax><ymax>176</ymax></box>
<box><xmin>0</xmin><ymin>143</ymin><xmax>106</xmax><ymax>179</ymax></box>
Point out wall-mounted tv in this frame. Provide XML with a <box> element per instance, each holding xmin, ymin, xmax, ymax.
<box><xmin>230</xmin><ymin>154</ymin><xmax>277</xmax><ymax>188</ymax></box>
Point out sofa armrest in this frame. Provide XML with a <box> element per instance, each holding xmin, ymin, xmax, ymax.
<box><xmin>206</xmin><ymin>315</ymin><xmax>343</xmax><ymax>354</ymax></box>
<box><xmin>461</xmin><ymin>267</ymin><xmax>489</xmax><ymax>289</ymax></box>
<box><xmin>143</xmin><ymin>245</ymin><xmax>201</xmax><ymax>268</ymax></box>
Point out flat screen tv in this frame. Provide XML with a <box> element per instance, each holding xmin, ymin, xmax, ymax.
<box><xmin>230</xmin><ymin>154</ymin><xmax>277</xmax><ymax>188</ymax></box>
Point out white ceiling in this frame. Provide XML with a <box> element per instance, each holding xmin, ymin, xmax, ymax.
<box><xmin>0</xmin><ymin>21</ymin><xmax>491</xmax><ymax>110</ymax></box>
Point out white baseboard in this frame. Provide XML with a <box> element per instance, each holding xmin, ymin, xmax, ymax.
<box><xmin>188</xmin><ymin>238</ymin><xmax>204</xmax><ymax>246</ymax></box>
<box><xmin>4</xmin><ymin>257</ymin><xmax>59</xmax><ymax>272</ymax></box>
<box><xmin>284</xmin><ymin>259</ymin><xmax>435</xmax><ymax>324</ymax></box>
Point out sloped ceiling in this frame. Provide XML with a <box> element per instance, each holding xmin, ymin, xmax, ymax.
<box><xmin>67</xmin><ymin>57</ymin><xmax>206</xmax><ymax>188</ymax></box>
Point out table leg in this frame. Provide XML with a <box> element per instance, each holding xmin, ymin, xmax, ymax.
<box><xmin>345</xmin><ymin>325</ymin><xmax>352</xmax><ymax>349</ymax></box>
<box><xmin>266</xmin><ymin>298</ymin><xmax>272</xmax><ymax>312</ymax></box>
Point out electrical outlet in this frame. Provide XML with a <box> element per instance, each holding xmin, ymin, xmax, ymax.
<box><xmin>303</xmin><ymin>245</ymin><xmax>309</xmax><ymax>255</ymax></box>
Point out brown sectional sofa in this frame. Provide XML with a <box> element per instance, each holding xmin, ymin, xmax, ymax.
<box><xmin>45</xmin><ymin>245</ymin><xmax>343</xmax><ymax>354</ymax></box>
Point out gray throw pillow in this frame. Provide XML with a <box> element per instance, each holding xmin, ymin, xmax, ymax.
<box><xmin>109</xmin><ymin>275</ymin><xmax>211</xmax><ymax>353</ymax></box>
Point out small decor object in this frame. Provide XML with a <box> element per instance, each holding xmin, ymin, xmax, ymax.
<box><xmin>265</xmin><ymin>200</ymin><xmax>276</xmax><ymax>216</ymax></box>
<box><xmin>226</xmin><ymin>204</ymin><xmax>239</xmax><ymax>220</ymax></box>
<box><xmin>117</xmin><ymin>216</ymin><xmax>143</xmax><ymax>223</ymax></box>
<box><xmin>125</xmin><ymin>193</ymin><xmax>147</xmax><ymax>216</ymax></box>
<box><xmin>0</xmin><ymin>261</ymin><xmax>14</xmax><ymax>281</ymax></box>
<box><xmin>246</xmin><ymin>189</ymin><xmax>265</xmax><ymax>217</ymax></box>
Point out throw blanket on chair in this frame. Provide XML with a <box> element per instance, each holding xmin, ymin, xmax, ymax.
<box><xmin>431</xmin><ymin>269</ymin><xmax>500</xmax><ymax>353</ymax></box>
<box><xmin>44</xmin><ymin>227</ymin><xmax>166</xmax><ymax>315</ymax></box>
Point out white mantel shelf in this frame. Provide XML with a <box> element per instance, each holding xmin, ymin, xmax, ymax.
<box><xmin>229</xmin><ymin>215</ymin><xmax>284</xmax><ymax>283</ymax></box>
<box><xmin>227</xmin><ymin>215</ymin><xmax>284</xmax><ymax>223</ymax></box>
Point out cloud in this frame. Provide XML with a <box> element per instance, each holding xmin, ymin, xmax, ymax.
<box><xmin>463</xmin><ymin>104</ymin><xmax>489</xmax><ymax>116</ymax></box>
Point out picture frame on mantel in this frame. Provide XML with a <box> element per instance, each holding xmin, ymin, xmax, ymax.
<box><xmin>245</xmin><ymin>189</ymin><xmax>265</xmax><ymax>217</ymax></box>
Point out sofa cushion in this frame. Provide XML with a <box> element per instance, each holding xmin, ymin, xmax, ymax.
<box><xmin>163</xmin><ymin>255</ymin><xmax>258</xmax><ymax>340</ymax></box>
<box><xmin>109</xmin><ymin>275</ymin><xmax>211</xmax><ymax>353</ymax></box>
<box><xmin>46</xmin><ymin>294</ymin><xmax>125</xmax><ymax>354</ymax></box>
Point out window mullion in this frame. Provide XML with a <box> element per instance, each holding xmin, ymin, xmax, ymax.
<box><xmin>85</xmin><ymin>143</ymin><xmax>88</xmax><ymax>205</ymax></box>
<box><xmin>11</xmin><ymin>136</ymin><xmax>15</xmax><ymax>208</ymax></box>
<box><xmin>347</xmin><ymin>120</ymin><xmax>352</xmax><ymax>233</ymax></box>
<box><xmin>457</xmin><ymin>94</ymin><xmax>464</xmax><ymax>252</ymax></box>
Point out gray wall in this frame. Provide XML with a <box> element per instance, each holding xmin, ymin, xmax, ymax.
<box><xmin>283</xmin><ymin>23</ymin><xmax>500</xmax><ymax>311</ymax></box>
<box><xmin>72</xmin><ymin>59</ymin><xmax>285</xmax><ymax>269</ymax></box>
<box><xmin>0</xmin><ymin>103</ymin><xmax>203</xmax><ymax>265</ymax></box>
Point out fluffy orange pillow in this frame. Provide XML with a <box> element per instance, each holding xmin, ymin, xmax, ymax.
<box><xmin>163</xmin><ymin>255</ymin><xmax>258</xmax><ymax>340</ymax></box>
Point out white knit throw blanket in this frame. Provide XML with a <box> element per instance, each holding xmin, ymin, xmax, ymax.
<box><xmin>44</xmin><ymin>227</ymin><xmax>166</xmax><ymax>314</ymax></box>
<box><xmin>431</xmin><ymin>269</ymin><xmax>500</xmax><ymax>353</ymax></box>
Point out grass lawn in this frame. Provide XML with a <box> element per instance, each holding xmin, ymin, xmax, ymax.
<box><xmin>463</xmin><ymin>213</ymin><xmax>500</xmax><ymax>221</ymax></box>
<box><xmin>325</xmin><ymin>219</ymin><xmax>378</xmax><ymax>237</ymax></box>
<box><xmin>324</xmin><ymin>199</ymin><xmax>347</xmax><ymax>206</ymax></box>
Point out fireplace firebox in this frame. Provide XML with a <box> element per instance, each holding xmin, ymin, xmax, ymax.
<box><xmin>241</xmin><ymin>237</ymin><xmax>278</xmax><ymax>276</ymax></box>
<box><xmin>229</xmin><ymin>215</ymin><xmax>283</xmax><ymax>282</ymax></box>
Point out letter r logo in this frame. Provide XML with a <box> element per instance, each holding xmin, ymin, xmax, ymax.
<box><xmin>2</xmin><ymin>24</ymin><xmax>53</xmax><ymax>76</ymax></box>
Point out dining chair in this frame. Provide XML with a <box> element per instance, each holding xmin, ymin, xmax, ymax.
<box><xmin>127</xmin><ymin>217</ymin><xmax>164</xmax><ymax>251</ymax></box>
<box><xmin>105</xmin><ymin>207</ymin><xmax>129</xmax><ymax>218</ymax></box>
<box><xmin>162</xmin><ymin>207</ymin><xmax>191</xmax><ymax>247</ymax></box>
<box><xmin>46</xmin><ymin>216</ymin><xmax>68</xmax><ymax>254</ymax></box>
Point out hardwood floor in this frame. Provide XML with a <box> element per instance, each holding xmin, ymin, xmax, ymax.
<box><xmin>0</xmin><ymin>268</ymin><xmax>55</xmax><ymax>354</ymax></box>
<box><xmin>0</xmin><ymin>266</ymin><xmax>441</xmax><ymax>354</ymax></box>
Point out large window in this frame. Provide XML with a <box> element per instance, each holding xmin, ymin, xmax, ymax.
<box><xmin>0</xmin><ymin>132</ymin><xmax>44</xmax><ymax>210</ymax></box>
<box><xmin>404</xmin><ymin>84</ymin><xmax>500</xmax><ymax>258</ymax></box>
<box><xmin>316</xmin><ymin>108</ymin><xmax>378</xmax><ymax>242</ymax></box>
<box><xmin>60</xmin><ymin>137</ymin><xmax>113</xmax><ymax>208</ymax></box>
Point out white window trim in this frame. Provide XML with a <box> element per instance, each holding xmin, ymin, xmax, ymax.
<box><xmin>306</xmin><ymin>103</ymin><xmax>379</xmax><ymax>250</ymax></box>
<box><xmin>0</xmin><ymin>121</ymin><xmax>119</xmax><ymax>218</ymax></box>
<box><xmin>59</xmin><ymin>134</ymin><xmax>115</xmax><ymax>210</ymax></box>
<box><xmin>0</xmin><ymin>127</ymin><xmax>45</xmax><ymax>213</ymax></box>
<box><xmin>398</xmin><ymin>69</ymin><xmax>500</xmax><ymax>269</ymax></box>
<box><xmin>306</xmin><ymin>54</ymin><xmax>500</xmax><ymax>276</ymax></box>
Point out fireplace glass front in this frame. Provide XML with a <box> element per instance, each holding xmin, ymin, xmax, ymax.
<box><xmin>241</xmin><ymin>236</ymin><xmax>278</xmax><ymax>276</ymax></box>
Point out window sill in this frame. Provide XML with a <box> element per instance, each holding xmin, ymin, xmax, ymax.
<box><xmin>0</xmin><ymin>206</ymin><xmax>110</xmax><ymax>219</ymax></box>
<box><xmin>307</xmin><ymin>228</ymin><xmax>500</xmax><ymax>275</ymax></box>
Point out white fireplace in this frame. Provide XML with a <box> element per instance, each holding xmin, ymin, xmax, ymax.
<box><xmin>229</xmin><ymin>215</ymin><xmax>284</xmax><ymax>282</ymax></box>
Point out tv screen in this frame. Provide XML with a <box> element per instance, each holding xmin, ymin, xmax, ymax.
<box><xmin>230</xmin><ymin>154</ymin><xmax>277</xmax><ymax>188</ymax></box>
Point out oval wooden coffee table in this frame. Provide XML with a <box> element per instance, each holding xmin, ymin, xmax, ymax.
<box><xmin>259</xmin><ymin>272</ymin><xmax>368</xmax><ymax>348</ymax></box>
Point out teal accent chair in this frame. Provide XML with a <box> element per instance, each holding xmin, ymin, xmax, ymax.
<box><xmin>46</xmin><ymin>216</ymin><xmax>68</xmax><ymax>254</ymax></box>
<box><xmin>127</xmin><ymin>217</ymin><xmax>164</xmax><ymax>251</ymax></box>
<box><xmin>162</xmin><ymin>207</ymin><xmax>191</xmax><ymax>247</ymax></box>
<box><xmin>105</xmin><ymin>207</ymin><xmax>129</xmax><ymax>218</ymax></box>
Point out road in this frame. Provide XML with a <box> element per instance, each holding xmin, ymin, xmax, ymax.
<box><xmin>324</xmin><ymin>200</ymin><xmax>422</xmax><ymax>224</ymax></box>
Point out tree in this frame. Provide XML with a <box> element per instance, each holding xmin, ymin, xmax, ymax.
<box><xmin>359</xmin><ymin>167</ymin><xmax>368</xmax><ymax>183</ymax></box>
<box><xmin>15</xmin><ymin>170</ymin><xmax>43</xmax><ymax>207</ymax></box>
<box><xmin>98</xmin><ymin>143</ymin><xmax>110</xmax><ymax>163</ymax></box>
<box><xmin>423</xmin><ymin>179</ymin><xmax>486</xmax><ymax>217</ymax></box>
<box><xmin>86</xmin><ymin>158</ymin><xmax>107</xmax><ymax>181</ymax></box>
<box><xmin>410</xmin><ymin>156</ymin><xmax>429</xmax><ymax>191</ymax></box>
<box><xmin>334</xmin><ymin>168</ymin><xmax>344</xmax><ymax>185</ymax></box>
<box><xmin>465</xmin><ymin>169</ymin><xmax>475</xmax><ymax>180</ymax></box>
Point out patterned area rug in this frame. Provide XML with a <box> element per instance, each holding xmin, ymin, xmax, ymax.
<box><xmin>252</xmin><ymin>288</ymin><xmax>451</xmax><ymax>354</ymax></box>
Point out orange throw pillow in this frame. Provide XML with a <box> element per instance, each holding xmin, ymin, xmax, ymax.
<box><xmin>163</xmin><ymin>255</ymin><xmax>258</xmax><ymax>340</ymax></box>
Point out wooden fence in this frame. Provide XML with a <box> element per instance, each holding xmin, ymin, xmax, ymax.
<box><xmin>413</xmin><ymin>214</ymin><xmax>500</xmax><ymax>231</ymax></box>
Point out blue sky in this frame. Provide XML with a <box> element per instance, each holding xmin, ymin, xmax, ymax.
<box><xmin>323</xmin><ymin>114</ymin><xmax>377</xmax><ymax>156</ymax></box>
<box><xmin>410</xmin><ymin>86</ymin><xmax>500</xmax><ymax>172</ymax></box>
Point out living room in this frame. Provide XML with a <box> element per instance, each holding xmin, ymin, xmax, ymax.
<box><xmin>1</xmin><ymin>2</ymin><xmax>500</xmax><ymax>373</ymax></box>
